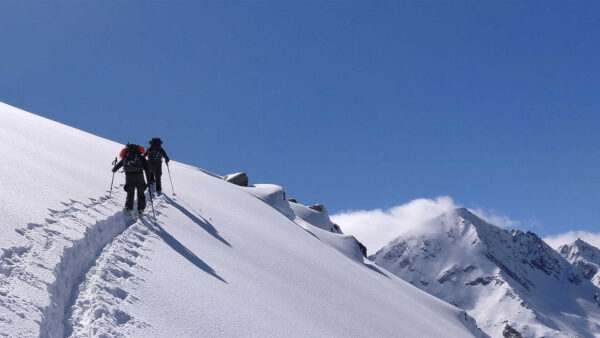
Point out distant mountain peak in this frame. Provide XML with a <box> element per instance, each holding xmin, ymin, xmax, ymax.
<box><xmin>573</xmin><ymin>238</ymin><xmax>596</xmax><ymax>250</ymax></box>
<box><xmin>454</xmin><ymin>207</ymin><xmax>473</xmax><ymax>217</ymax></box>
<box><xmin>558</xmin><ymin>239</ymin><xmax>600</xmax><ymax>287</ymax></box>
<box><xmin>371</xmin><ymin>206</ymin><xmax>600</xmax><ymax>337</ymax></box>
<box><xmin>449</xmin><ymin>208</ymin><xmax>495</xmax><ymax>231</ymax></box>
<box><xmin>410</xmin><ymin>207</ymin><xmax>492</xmax><ymax>237</ymax></box>
<box><xmin>559</xmin><ymin>238</ymin><xmax>600</xmax><ymax>260</ymax></box>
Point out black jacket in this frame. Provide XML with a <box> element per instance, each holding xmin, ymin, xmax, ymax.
<box><xmin>112</xmin><ymin>157</ymin><xmax>152</xmax><ymax>182</ymax></box>
<box><xmin>144</xmin><ymin>145</ymin><xmax>170</xmax><ymax>163</ymax></box>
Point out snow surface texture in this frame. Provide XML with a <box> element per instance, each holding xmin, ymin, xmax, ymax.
<box><xmin>0</xmin><ymin>103</ymin><xmax>486</xmax><ymax>337</ymax></box>
<box><xmin>371</xmin><ymin>208</ymin><xmax>600</xmax><ymax>338</ymax></box>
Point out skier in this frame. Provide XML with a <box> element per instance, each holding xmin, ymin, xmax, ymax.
<box><xmin>112</xmin><ymin>143</ymin><xmax>153</xmax><ymax>217</ymax></box>
<box><xmin>144</xmin><ymin>137</ymin><xmax>170</xmax><ymax>195</ymax></box>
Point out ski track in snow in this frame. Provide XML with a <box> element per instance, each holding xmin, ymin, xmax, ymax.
<box><xmin>0</xmin><ymin>185</ymin><xmax>160</xmax><ymax>337</ymax></box>
<box><xmin>65</xmin><ymin>195</ymin><xmax>171</xmax><ymax>337</ymax></box>
<box><xmin>0</xmin><ymin>180</ymin><xmax>201</xmax><ymax>337</ymax></box>
<box><xmin>66</xmin><ymin>193</ymin><xmax>202</xmax><ymax>337</ymax></box>
<box><xmin>65</xmin><ymin>221</ymin><xmax>152</xmax><ymax>338</ymax></box>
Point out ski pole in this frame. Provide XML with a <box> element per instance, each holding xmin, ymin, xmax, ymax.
<box><xmin>109</xmin><ymin>172</ymin><xmax>115</xmax><ymax>198</ymax></box>
<box><xmin>166</xmin><ymin>162</ymin><xmax>175</xmax><ymax>195</ymax></box>
<box><xmin>109</xmin><ymin>157</ymin><xmax>117</xmax><ymax>198</ymax></box>
<box><xmin>147</xmin><ymin>186</ymin><xmax>158</xmax><ymax>226</ymax></box>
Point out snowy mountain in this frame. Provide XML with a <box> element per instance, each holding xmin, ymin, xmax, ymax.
<box><xmin>558</xmin><ymin>239</ymin><xmax>600</xmax><ymax>287</ymax></box>
<box><xmin>0</xmin><ymin>102</ymin><xmax>486</xmax><ymax>337</ymax></box>
<box><xmin>371</xmin><ymin>208</ymin><xmax>600</xmax><ymax>338</ymax></box>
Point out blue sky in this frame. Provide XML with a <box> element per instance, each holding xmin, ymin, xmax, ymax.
<box><xmin>1</xmin><ymin>1</ymin><xmax>599</xmax><ymax>238</ymax></box>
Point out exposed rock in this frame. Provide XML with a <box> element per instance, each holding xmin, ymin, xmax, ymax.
<box><xmin>380</xmin><ymin>240</ymin><xmax>408</xmax><ymax>261</ymax></box>
<box><xmin>223</xmin><ymin>172</ymin><xmax>248</xmax><ymax>187</ymax></box>
<box><xmin>309</xmin><ymin>204</ymin><xmax>324</xmax><ymax>212</ymax></box>
<box><xmin>569</xmin><ymin>273</ymin><xmax>583</xmax><ymax>285</ymax></box>
<box><xmin>288</xmin><ymin>198</ymin><xmax>298</xmax><ymax>203</ymax></box>
<box><xmin>465</xmin><ymin>276</ymin><xmax>494</xmax><ymax>286</ymax></box>
<box><xmin>438</xmin><ymin>267</ymin><xmax>460</xmax><ymax>284</ymax></box>
<box><xmin>463</xmin><ymin>266</ymin><xmax>477</xmax><ymax>273</ymax></box>
<box><xmin>332</xmin><ymin>223</ymin><xmax>341</xmax><ymax>233</ymax></box>
<box><xmin>578</xmin><ymin>261</ymin><xmax>598</xmax><ymax>279</ymax></box>
<box><xmin>502</xmin><ymin>324</ymin><xmax>522</xmax><ymax>338</ymax></box>
<box><xmin>355</xmin><ymin>239</ymin><xmax>367</xmax><ymax>258</ymax></box>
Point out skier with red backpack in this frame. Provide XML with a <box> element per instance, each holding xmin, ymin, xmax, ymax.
<box><xmin>112</xmin><ymin>143</ymin><xmax>153</xmax><ymax>217</ymax></box>
<box><xmin>144</xmin><ymin>137</ymin><xmax>170</xmax><ymax>195</ymax></box>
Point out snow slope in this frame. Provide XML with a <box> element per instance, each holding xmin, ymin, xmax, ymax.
<box><xmin>0</xmin><ymin>103</ymin><xmax>486</xmax><ymax>337</ymax></box>
<box><xmin>371</xmin><ymin>208</ymin><xmax>600</xmax><ymax>338</ymax></box>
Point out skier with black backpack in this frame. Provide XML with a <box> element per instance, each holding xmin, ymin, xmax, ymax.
<box><xmin>144</xmin><ymin>137</ymin><xmax>170</xmax><ymax>195</ymax></box>
<box><xmin>112</xmin><ymin>143</ymin><xmax>153</xmax><ymax>217</ymax></box>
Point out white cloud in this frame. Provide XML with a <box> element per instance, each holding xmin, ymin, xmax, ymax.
<box><xmin>543</xmin><ymin>231</ymin><xmax>600</xmax><ymax>250</ymax></box>
<box><xmin>468</xmin><ymin>207</ymin><xmax>521</xmax><ymax>229</ymax></box>
<box><xmin>331</xmin><ymin>196</ymin><xmax>458</xmax><ymax>255</ymax></box>
<box><xmin>331</xmin><ymin>197</ymin><xmax>522</xmax><ymax>255</ymax></box>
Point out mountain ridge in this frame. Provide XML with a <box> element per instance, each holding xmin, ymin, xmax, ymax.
<box><xmin>371</xmin><ymin>208</ymin><xmax>600</xmax><ymax>338</ymax></box>
<box><xmin>558</xmin><ymin>238</ymin><xmax>600</xmax><ymax>287</ymax></box>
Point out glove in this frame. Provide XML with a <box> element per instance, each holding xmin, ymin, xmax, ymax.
<box><xmin>112</xmin><ymin>168</ymin><xmax>117</xmax><ymax>173</ymax></box>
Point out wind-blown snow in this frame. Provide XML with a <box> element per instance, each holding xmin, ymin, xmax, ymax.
<box><xmin>0</xmin><ymin>103</ymin><xmax>486</xmax><ymax>337</ymax></box>
<box><xmin>331</xmin><ymin>196</ymin><xmax>457</xmax><ymax>254</ymax></box>
<box><xmin>545</xmin><ymin>231</ymin><xmax>600</xmax><ymax>250</ymax></box>
<box><xmin>331</xmin><ymin>197</ymin><xmax>520</xmax><ymax>255</ymax></box>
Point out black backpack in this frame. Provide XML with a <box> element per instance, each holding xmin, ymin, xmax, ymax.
<box><xmin>147</xmin><ymin>146</ymin><xmax>162</xmax><ymax>161</ymax></box>
<box><xmin>147</xmin><ymin>138</ymin><xmax>163</xmax><ymax>161</ymax></box>
<box><xmin>123</xmin><ymin>144</ymin><xmax>143</xmax><ymax>172</ymax></box>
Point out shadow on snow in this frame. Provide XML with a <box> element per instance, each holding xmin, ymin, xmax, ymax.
<box><xmin>162</xmin><ymin>195</ymin><xmax>232</xmax><ymax>248</ymax></box>
<box><xmin>140</xmin><ymin>217</ymin><xmax>227</xmax><ymax>284</ymax></box>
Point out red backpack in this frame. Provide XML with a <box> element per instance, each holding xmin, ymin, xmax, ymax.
<box><xmin>120</xmin><ymin>144</ymin><xmax>145</xmax><ymax>172</ymax></box>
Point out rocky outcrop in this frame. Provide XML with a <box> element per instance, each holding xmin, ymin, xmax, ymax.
<box><xmin>224</xmin><ymin>172</ymin><xmax>248</xmax><ymax>187</ymax></box>
<box><xmin>502</xmin><ymin>324</ymin><xmax>522</xmax><ymax>338</ymax></box>
<box><xmin>355</xmin><ymin>239</ymin><xmax>367</xmax><ymax>258</ymax></box>
<box><xmin>465</xmin><ymin>276</ymin><xmax>494</xmax><ymax>286</ymax></box>
<box><xmin>332</xmin><ymin>223</ymin><xmax>341</xmax><ymax>233</ymax></box>
<box><xmin>309</xmin><ymin>204</ymin><xmax>324</xmax><ymax>212</ymax></box>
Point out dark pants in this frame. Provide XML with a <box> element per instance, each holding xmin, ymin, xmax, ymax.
<box><xmin>148</xmin><ymin>161</ymin><xmax>163</xmax><ymax>193</ymax></box>
<box><xmin>124</xmin><ymin>172</ymin><xmax>147</xmax><ymax>210</ymax></box>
